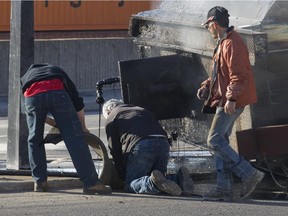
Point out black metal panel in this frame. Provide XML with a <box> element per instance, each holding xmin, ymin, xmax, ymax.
<box><xmin>119</xmin><ymin>55</ymin><xmax>197</xmax><ymax>120</ymax></box>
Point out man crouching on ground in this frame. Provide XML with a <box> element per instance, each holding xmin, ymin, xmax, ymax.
<box><xmin>103</xmin><ymin>99</ymin><xmax>194</xmax><ymax>196</ymax></box>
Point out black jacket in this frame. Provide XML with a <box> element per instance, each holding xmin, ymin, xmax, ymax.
<box><xmin>105</xmin><ymin>104</ymin><xmax>168</xmax><ymax>179</ymax></box>
<box><xmin>21</xmin><ymin>63</ymin><xmax>84</xmax><ymax>111</ymax></box>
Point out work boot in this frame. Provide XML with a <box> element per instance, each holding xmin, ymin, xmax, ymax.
<box><xmin>83</xmin><ymin>182</ymin><xmax>112</xmax><ymax>195</ymax></box>
<box><xmin>151</xmin><ymin>170</ymin><xmax>182</xmax><ymax>196</ymax></box>
<box><xmin>177</xmin><ymin>166</ymin><xmax>194</xmax><ymax>196</ymax></box>
<box><xmin>34</xmin><ymin>181</ymin><xmax>48</xmax><ymax>192</ymax></box>
<box><xmin>203</xmin><ymin>187</ymin><xmax>233</xmax><ymax>201</ymax></box>
<box><xmin>240</xmin><ymin>169</ymin><xmax>265</xmax><ymax>199</ymax></box>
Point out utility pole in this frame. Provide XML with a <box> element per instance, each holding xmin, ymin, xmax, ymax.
<box><xmin>7</xmin><ymin>0</ymin><xmax>34</xmax><ymax>169</ymax></box>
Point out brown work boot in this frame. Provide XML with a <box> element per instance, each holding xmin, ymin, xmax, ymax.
<box><xmin>240</xmin><ymin>169</ymin><xmax>265</xmax><ymax>199</ymax></box>
<box><xmin>151</xmin><ymin>170</ymin><xmax>182</xmax><ymax>196</ymax></box>
<box><xmin>83</xmin><ymin>182</ymin><xmax>112</xmax><ymax>195</ymax></box>
<box><xmin>34</xmin><ymin>181</ymin><xmax>48</xmax><ymax>192</ymax></box>
<box><xmin>177</xmin><ymin>166</ymin><xmax>194</xmax><ymax>196</ymax></box>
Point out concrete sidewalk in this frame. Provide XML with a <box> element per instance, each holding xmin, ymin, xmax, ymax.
<box><xmin>0</xmin><ymin>173</ymin><xmax>213</xmax><ymax>197</ymax></box>
<box><xmin>0</xmin><ymin>174</ymin><xmax>82</xmax><ymax>193</ymax></box>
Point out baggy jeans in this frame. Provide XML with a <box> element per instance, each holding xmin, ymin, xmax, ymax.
<box><xmin>24</xmin><ymin>90</ymin><xmax>99</xmax><ymax>188</ymax></box>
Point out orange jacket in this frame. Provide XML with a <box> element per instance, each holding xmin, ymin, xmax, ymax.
<box><xmin>201</xmin><ymin>29</ymin><xmax>257</xmax><ymax>108</ymax></box>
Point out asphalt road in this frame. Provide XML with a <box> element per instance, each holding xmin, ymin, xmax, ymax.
<box><xmin>0</xmin><ymin>189</ymin><xmax>287</xmax><ymax>216</ymax></box>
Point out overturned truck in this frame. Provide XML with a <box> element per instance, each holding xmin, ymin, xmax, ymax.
<box><xmin>118</xmin><ymin>0</ymin><xmax>288</xmax><ymax>197</ymax></box>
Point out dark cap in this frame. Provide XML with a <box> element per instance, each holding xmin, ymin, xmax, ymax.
<box><xmin>202</xmin><ymin>6</ymin><xmax>230</xmax><ymax>27</ymax></box>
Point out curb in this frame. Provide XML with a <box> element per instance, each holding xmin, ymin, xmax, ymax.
<box><xmin>0</xmin><ymin>175</ymin><xmax>82</xmax><ymax>193</ymax></box>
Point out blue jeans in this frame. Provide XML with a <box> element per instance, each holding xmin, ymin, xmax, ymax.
<box><xmin>125</xmin><ymin>137</ymin><xmax>170</xmax><ymax>194</ymax></box>
<box><xmin>207</xmin><ymin>107</ymin><xmax>256</xmax><ymax>190</ymax></box>
<box><xmin>24</xmin><ymin>90</ymin><xmax>99</xmax><ymax>187</ymax></box>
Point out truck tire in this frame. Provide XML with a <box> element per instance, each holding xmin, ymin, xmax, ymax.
<box><xmin>44</xmin><ymin>126</ymin><xmax>123</xmax><ymax>189</ymax></box>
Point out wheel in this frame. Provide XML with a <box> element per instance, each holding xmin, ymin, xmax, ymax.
<box><xmin>83</xmin><ymin>132</ymin><xmax>111</xmax><ymax>184</ymax></box>
<box><xmin>84</xmin><ymin>133</ymin><xmax>124</xmax><ymax>189</ymax></box>
<box><xmin>44</xmin><ymin>126</ymin><xmax>123</xmax><ymax>188</ymax></box>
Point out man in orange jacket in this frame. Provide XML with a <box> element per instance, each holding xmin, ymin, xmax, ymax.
<box><xmin>197</xmin><ymin>6</ymin><xmax>264</xmax><ymax>201</ymax></box>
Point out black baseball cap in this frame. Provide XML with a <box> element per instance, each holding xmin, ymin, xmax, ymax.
<box><xmin>202</xmin><ymin>6</ymin><xmax>230</xmax><ymax>27</ymax></box>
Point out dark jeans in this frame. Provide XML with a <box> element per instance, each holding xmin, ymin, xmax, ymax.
<box><xmin>125</xmin><ymin>137</ymin><xmax>170</xmax><ymax>194</ymax></box>
<box><xmin>24</xmin><ymin>90</ymin><xmax>99</xmax><ymax>187</ymax></box>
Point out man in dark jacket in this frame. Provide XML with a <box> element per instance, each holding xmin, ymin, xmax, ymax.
<box><xmin>103</xmin><ymin>99</ymin><xmax>194</xmax><ymax>196</ymax></box>
<box><xmin>21</xmin><ymin>63</ymin><xmax>111</xmax><ymax>195</ymax></box>
<box><xmin>197</xmin><ymin>6</ymin><xmax>264</xmax><ymax>201</ymax></box>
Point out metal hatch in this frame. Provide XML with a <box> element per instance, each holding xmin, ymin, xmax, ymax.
<box><xmin>118</xmin><ymin>55</ymin><xmax>203</xmax><ymax>120</ymax></box>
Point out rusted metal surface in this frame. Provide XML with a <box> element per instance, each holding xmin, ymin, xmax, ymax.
<box><xmin>0</xmin><ymin>0</ymin><xmax>157</xmax><ymax>32</ymax></box>
<box><xmin>237</xmin><ymin>125</ymin><xmax>288</xmax><ymax>160</ymax></box>
<box><xmin>0</xmin><ymin>30</ymin><xmax>130</xmax><ymax>40</ymax></box>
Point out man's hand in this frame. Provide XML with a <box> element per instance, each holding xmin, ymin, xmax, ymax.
<box><xmin>45</xmin><ymin>116</ymin><xmax>56</xmax><ymax>127</ymax></box>
<box><xmin>197</xmin><ymin>87</ymin><xmax>209</xmax><ymax>100</ymax></box>
<box><xmin>77</xmin><ymin>108</ymin><xmax>91</xmax><ymax>133</ymax></box>
<box><xmin>82</xmin><ymin>127</ymin><xmax>90</xmax><ymax>133</ymax></box>
<box><xmin>224</xmin><ymin>101</ymin><xmax>236</xmax><ymax>115</ymax></box>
